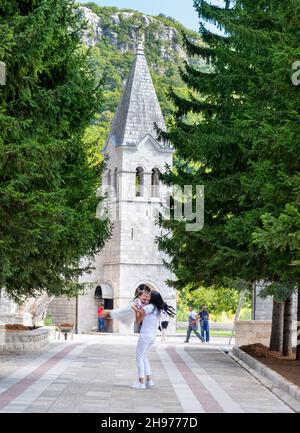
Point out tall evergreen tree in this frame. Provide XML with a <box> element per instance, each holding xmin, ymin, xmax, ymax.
<box><xmin>0</xmin><ymin>0</ymin><xmax>111</xmax><ymax>301</ymax></box>
<box><xmin>158</xmin><ymin>0</ymin><xmax>300</xmax><ymax>353</ymax></box>
<box><xmin>254</xmin><ymin>204</ymin><xmax>300</xmax><ymax>358</ymax></box>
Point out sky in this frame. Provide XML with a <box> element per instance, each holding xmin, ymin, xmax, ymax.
<box><xmin>80</xmin><ymin>0</ymin><xmax>225</xmax><ymax>33</ymax></box>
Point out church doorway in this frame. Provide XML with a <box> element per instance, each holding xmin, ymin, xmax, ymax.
<box><xmin>94</xmin><ymin>285</ymin><xmax>114</xmax><ymax>333</ymax></box>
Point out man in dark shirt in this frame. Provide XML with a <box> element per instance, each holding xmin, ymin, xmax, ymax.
<box><xmin>199</xmin><ymin>305</ymin><xmax>210</xmax><ymax>342</ymax></box>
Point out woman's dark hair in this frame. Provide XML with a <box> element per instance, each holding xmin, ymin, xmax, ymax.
<box><xmin>149</xmin><ymin>291</ymin><xmax>176</xmax><ymax>318</ymax></box>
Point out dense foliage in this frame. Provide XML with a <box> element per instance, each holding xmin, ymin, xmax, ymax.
<box><xmin>176</xmin><ymin>285</ymin><xmax>251</xmax><ymax>320</ymax></box>
<box><xmin>157</xmin><ymin>0</ymin><xmax>300</xmax><ymax>353</ymax></box>
<box><xmin>0</xmin><ymin>0</ymin><xmax>111</xmax><ymax>301</ymax></box>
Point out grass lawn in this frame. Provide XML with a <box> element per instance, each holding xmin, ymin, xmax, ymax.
<box><xmin>176</xmin><ymin>328</ymin><xmax>234</xmax><ymax>337</ymax></box>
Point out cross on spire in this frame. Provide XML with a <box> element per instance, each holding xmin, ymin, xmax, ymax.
<box><xmin>136</xmin><ymin>31</ymin><xmax>145</xmax><ymax>55</ymax></box>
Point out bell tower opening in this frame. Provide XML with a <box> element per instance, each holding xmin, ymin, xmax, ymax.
<box><xmin>136</xmin><ymin>167</ymin><xmax>144</xmax><ymax>197</ymax></box>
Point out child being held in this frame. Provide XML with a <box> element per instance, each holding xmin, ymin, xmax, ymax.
<box><xmin>103</xmin><ymin>287</ymin><xmax>151</xmax><ymax>327</ymax></box>
<box><xmin>132</xmin><ymin>287</ymin><xmax>150</xmax><ymax>310</ymax></box>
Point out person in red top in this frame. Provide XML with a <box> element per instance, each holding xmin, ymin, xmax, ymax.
<box><xmin>97</xmin><ymin>304</ymin><xmax>105</xmax><ymax>332</ymax></box>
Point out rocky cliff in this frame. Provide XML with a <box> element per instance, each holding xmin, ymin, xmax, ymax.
<box><xmin>78</xmin><ymin>5</ymin><xmax>197</xmax><ymax>62</ymax></box>
<box><xmin>77</xmin><ymin>3</ymin><xmax>203</xmax><ymax>149</ymax></box>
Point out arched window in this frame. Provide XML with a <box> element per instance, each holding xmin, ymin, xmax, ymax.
<box><xmin>107</xmin><ymin>169</ymin><xmax>111</xmax><ymax>187</ymax></box>
<box><xmin>114</xmin><ymin>168</ymin><xmax>118</xmax><ymax>197</ymax></box>
<box><xmin>136</xmin><ymin>167</ymin><xmax>144</xmax><ymax>197</ymax></box>
<box><xmin>95</xmin><ymin>286</ymin><xmax>103</xmax><ymax>299</ymax></box>
<box><xmin>151</xmin><ymin>168</ymin><xmax>160</xmax><ymax>198</ymax></box>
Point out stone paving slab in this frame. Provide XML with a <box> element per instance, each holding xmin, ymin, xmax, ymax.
<box><xmin>0</xmin><ymin>334</ymin><xmax>294</xmax><ymax>413</ymax></box>
<box><xmin>230</xmin><ymin>348</ymin><xmax>300</xmax><ymax>413</ymax></box>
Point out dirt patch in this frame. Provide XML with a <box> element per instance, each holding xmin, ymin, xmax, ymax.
<box><xmin>241</xmin><ymin>343</ymin><xmax>285</xmax><ymax>359</ymax></box>
<box><xmin>241</xmin><ymin>343</ymin><xmax>300</xmax><ymax>388</ymax></box>
<box><xmin>4</xmin><ymin>324</ymin><xmax>31</xmax><ymax>331</ymax></box>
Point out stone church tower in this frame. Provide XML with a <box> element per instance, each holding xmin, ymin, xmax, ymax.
<box><xmin>49</xmin><ymin>38</ymin><xmax>176</xmax><ymax>334</ymax></box>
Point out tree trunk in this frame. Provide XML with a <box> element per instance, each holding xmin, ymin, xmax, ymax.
<box><xmin>297</xmin><ymin>289</ymin><xmax>300</xmax><ymax>361</ymax></box>
<box><xmin>282</xmin><ymin>296</ymin><xmax>293</xmax><ymax>357</ymax></box>
<box><xmin>270</xmin><ymin>299</ymin><xmax>283</xmax><ymax>352</ymax></box>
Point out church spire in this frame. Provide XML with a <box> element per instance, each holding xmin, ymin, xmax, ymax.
<box><xmin>105</xmin><ymin>33</ymin><xmax>166</xmax><ymax>149</ymax></box>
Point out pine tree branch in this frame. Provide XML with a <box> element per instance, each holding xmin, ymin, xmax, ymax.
<box><xmin>194</xmin><ymin>0</ymin><xmax>234</xmax><ymax>29</ymax></box>
<box><xmin>181</xmin><ymin>32</ymin><xmax>216</xmax><ymax>60</ymax></box>
<box><xmin>199</xmin><ymin>23</ymin><xmax>230</xmax><ymax>45</ymax></box>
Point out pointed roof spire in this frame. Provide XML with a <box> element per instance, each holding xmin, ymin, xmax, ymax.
<box><xmin>106</xmin><ymin>32</ymin><xmax>166</xmax><ymax>149</ymax></box>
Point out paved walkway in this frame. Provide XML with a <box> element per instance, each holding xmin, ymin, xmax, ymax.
<box><xmin>0</xmin><ymin>334</ymin><xmax>293</xmax><ymax>413</ymax></box>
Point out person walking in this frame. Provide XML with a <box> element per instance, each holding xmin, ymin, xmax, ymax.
<box><xmin>200</xmin><ymin>305</ymin><xmax>210</xmax><ymax>342</ymax></box>
<box><xmin>159</xmin><ymin>309</ymin><xmax>169</xmax><ymax>342</ymax></box>
<box><xmin>131</xmin><ymin>291</ymin><xmax>176</xmax><ymax>389</ymax></box>
<box><xmin>184</xmin><ymin>305</ymin><xmax>204</xmax><ymax>343</ymax></box>
<box><xmin>97</xmin><ymin>303</ymin><xmax>105</xmax><ymax>332</ymax></box>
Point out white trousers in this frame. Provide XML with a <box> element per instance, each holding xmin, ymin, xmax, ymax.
<box><xmin>136</xmin><ymin>333</ymin><xmax>156</xmax><ymax>379</ymax></box>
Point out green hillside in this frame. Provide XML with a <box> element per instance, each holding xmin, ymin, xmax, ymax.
<box><xmin>79</xmin><ymin>3</ymin><xmax>203</xmax><ymax>155</ymax></box>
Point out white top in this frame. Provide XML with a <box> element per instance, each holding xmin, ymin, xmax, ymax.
<box><xmin>161</xmin><ymin>310</ymin><xmax>169</xmax><ymax>322</ymax></box>
<box><xmin>189</xmin><ymin>311</ymin><xmax>197</xmax><ymax>320</ymax></box>
<box><xmin>140</xmin><ymin>305</ymin><xmax>160</xmax><ymax>336</ymax></box>
<box><xmin>132</xmin><ymin>298</ymin><xmax>145</xmax><ymax>310</ymax></box>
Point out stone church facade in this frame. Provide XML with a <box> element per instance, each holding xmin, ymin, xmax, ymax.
<box><xmin>48</xmin><ymin>39</ymin><xmax>176</xmax><ymax>334</ymax></box>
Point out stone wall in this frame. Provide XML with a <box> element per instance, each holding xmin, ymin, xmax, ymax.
<box><xmin>47</xmin><ymin>297</ymin><xmax>76</xmax><ymax>327</ymax></box>
<box><xmin>78</xmin><ymin>289</ymin><xmax>100</xmax><ymax>334</ymax></box>
<box><xmin>235</xmin><ymin>320</ymin><xmax>298</xmax><ymax>348</ymax></box>
<box><xmin>0</xmin><ymin>327</ymin><xmax>51</xmax><ymax>352</ymax></box>
<box><xmin>253</xmin><ymin>283</ymin><xmax>298</xmax><ymax>321</ymax></box>
<box><xmin>235</xmin><ymin>321</ymin><xmax>272</xmax><ymax>347</ymax></box>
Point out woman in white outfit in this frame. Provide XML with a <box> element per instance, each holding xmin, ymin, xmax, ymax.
<box><xmin>131</xmin><ymin>291</ymin><xmax>176</xmax><ymax>389</ymax></box>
